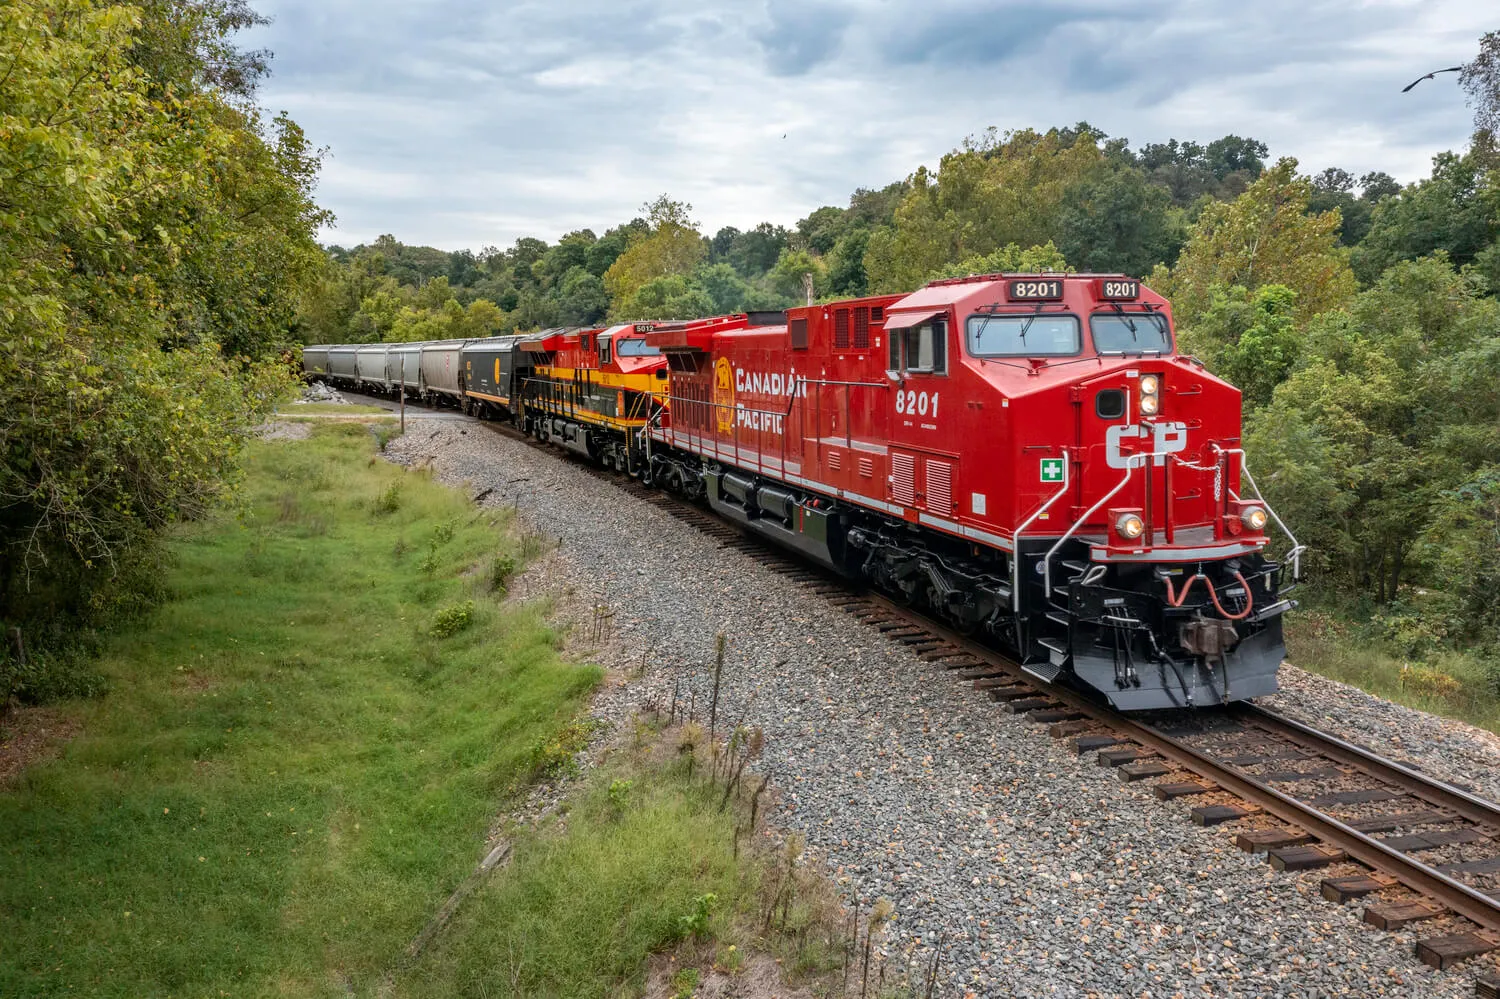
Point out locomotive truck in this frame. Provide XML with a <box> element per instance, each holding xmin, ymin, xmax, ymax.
<box><xmin>306</xmin><ymin>272</ymin><xmax>1301</xmax><ymax>711</ymax></box>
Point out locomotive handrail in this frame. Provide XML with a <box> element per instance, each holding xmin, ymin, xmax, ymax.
<box><xmin>1041</xmin><ymin>457</ymin><xmax>1146</xmax><ymax>603</ymax></box>
<box><xmin>1010</xmin><ymin>447</ymin><xmax>1071</xmax><ymax>615</ymax></box>
<box><xmin>1214</xmin><ymin>446</ymin><xmax>1304</xmax><ymax>581</ymax></box>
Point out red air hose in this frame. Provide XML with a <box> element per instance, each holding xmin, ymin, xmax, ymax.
<box><xmin>1163</xmin><ymin>570</ymin><xmax>1254</xmax><ymax>620</ymax></box>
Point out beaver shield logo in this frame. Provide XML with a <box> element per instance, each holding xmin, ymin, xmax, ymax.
<box><xmin>712</xmin><ymin>356</ymin><xmax>734</xmax><ymax>434</ymax></box>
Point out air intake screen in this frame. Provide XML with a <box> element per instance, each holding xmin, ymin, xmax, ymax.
<box><xmin>789</xmin><ymin>317</ymin><xmax>808</xmax><ymax>350</ymax></box>
<box><xmin>853</xmin><ymin>307</ymin><xmax>870</xmax><ymax>349</ymax></box>
<box><xmin>833</xmin><ymin>309</ymin><xmax>850</xmax><ymax>349</ymax></box>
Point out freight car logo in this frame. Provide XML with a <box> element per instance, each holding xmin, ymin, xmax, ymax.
<box><xmin>713</xmin><ymin>357</ymin><xmax>735</xmax><ymax>433</ymax></box>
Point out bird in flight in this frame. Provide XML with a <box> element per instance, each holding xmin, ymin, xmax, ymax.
<box><xmin>1402</xmin><ymin>66</ymin><xmax>1463</xmax><ymax>92</ymax></box>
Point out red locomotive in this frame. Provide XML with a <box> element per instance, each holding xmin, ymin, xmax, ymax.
<box><xmin>639</xmin><ymin>273</ymin><xmax>1300</xmax><ymax>710</ymax></box>
<box><xmin>305</xmin><ymin>271</ymin><xmax>1300</xmax><ymax>711</ymax></box>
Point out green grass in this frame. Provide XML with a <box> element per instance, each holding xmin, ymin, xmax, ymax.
<box><xmin>279</xmin><ymin>402</ymin><xmax>388</xmax><ymax>415</ymax></box>
<box><xmin>397</xmin><ymin>728</ymin><xmax>856</xmax><ymax>999</ymax></box>
<box><xmin>1286</xmin><ymin>604</ymin><xmax>1500</xmax><ymax>735</ymax></box>
<box><xmin>0</xmin><ymin>423</ymin><xmax>599</xmax><ymax>998</ymax></box>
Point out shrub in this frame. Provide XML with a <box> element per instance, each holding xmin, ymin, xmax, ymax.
<box><xmin>489</xmin><ymin>554</ymin><xmax>517</xmax><ymax>593</ymax></box>
<box><xmin>1400</xmin><ymin>663</ymin><xmax>1461</xmax><ymax>699</ymax></box>
<box><xmin>676</xmin><ymin>892</ymin><xmax>717</xmax><ymax>940</ymax></box>
<box><xmin>373</xmin><ymin>481</ymin><xmax>401</xmax><ymax>515</ymax></box>
<box><xmin>429</xmin><ymin>601</ymin><xmax>474</xmax><ymax>639</ymax></box>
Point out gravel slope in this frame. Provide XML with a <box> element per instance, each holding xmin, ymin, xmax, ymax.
<box><xmin>383</xmin><ymin>417</ymin><xmax>1484</xmax><ymax>998</ymax></box>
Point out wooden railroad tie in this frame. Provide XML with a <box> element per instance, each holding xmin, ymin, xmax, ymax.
<box><xmin>1155</xmin><ymin>780</ymin><xmax>1215</xmax><ymax>800</ymax></box>
<box><xmin>1190</xmin><ymin>804</ymin><xmax>1259</xmax><ymax>827</ymax></box>
<box><xmin>1236</xmin><ymin>827</ymin><xmax>1314</xmax><ymax>854</ymax></box>
<box><xmin>1415</xmin><ymin>932</ymin><xmax>1499</xmax><ymax>971</ymax></box>
<box><xmin>1348</xmin><ymin>810</ymin><xmax>1451</xmax><ymax>834</ymax></box>
<box><xmin>1320</xmin><ymin>872</ymin><xmax>1396</xmax><ymax>903</ymax></box>
<box><xmin>1268</xmin><ymin>844</ymin><xmax>1345</xmax><ymax>871</ymax></box>
<box><xmin>1000</xmin><ymin>697</ymin><xmax>1054</xmax><ymax>715</ymax></box>
<box><xmin>1047</xmin><ymin>719</ymin><xmax>1092</xmax><ymax>738</ymax></box>
<box><xmin>1026</xmin><ymin>708</ymin><xmax>1082</xmax><ymax>725</ymax></box>
<box><xmin>1364</xmin><ymin>900</ymin><xmax>1445</xmax><ymax>930</ymax></box>
<box><xmin>1117</xmin><ymin>760</ymin><xmax>1171</xmax><ymax>783</ymax></box>
<box><xmin>1074</xmin><ymin>734</ymin><xmax>1126</xmax><ymax>755</ymax></box>
<box><xmin>1476</xmin><ymin>974</ymin><xmax>1500</xmax><ymax>998</ymax></box>
<box><xmin>1097</xmin><ymin>746</ymin><xmax>1155</xmax><ymax>768</ymax></box>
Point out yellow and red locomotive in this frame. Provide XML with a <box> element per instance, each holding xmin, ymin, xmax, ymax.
<box><xmin>305</xmin><ymin>271</ymin><xmax>1300</xmax><ymax>711</ymax></box>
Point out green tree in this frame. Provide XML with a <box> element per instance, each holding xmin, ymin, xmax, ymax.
<box><xmin>1</xmin><ymin>0</ymin><xmax>324</xmax><ymax>653</ymax></box>
<box><xmin>603</xmin><ymin>196</ymin><xmax>706</xmax><ymax>315</ymax></box>
<box><xmin>1153</xmin><ymin>158</ymin><xmax>1355</xmax><ymax>325</ymax></box>
<box><xmin>1179</xmin><ymin>284</ymin><xmax>1300</xmax><ymax>408</ymax></box>
<box><xmin>1055</xmin><ymin>166</ymin><xmax>1183</xmax><ymax>275</ymax></box>
<box><xmin>1351</xmin><ymin>140</ymin><xmax>1500</xmax><ymax>284</ymax></box>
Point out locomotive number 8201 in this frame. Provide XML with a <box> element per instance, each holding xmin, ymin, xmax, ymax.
<box><xmin>1008</xmin><ymin>279</ymin><xmax>1064</xmax><ymax>301</ymax></box>
<box><xmin>895</xmin><ymin>389</ymin><xmax>939</xmax><ymax>418</ymax></box>
<box><xmin>1099</xmin><ymin>279</ymin><xmax>1140</xmax><ymax>300</ymax></box>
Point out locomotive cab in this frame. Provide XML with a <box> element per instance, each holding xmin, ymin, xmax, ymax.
<box><xmin>890</xmin><ymin>273</ymin><xmax>1300</xmax><ymax>709</ymax></box>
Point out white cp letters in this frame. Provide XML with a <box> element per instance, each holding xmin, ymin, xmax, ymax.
<box><xmin>1105</xmin><ymin>422</ymin><xmax>1188</xmax><ymax>469</ymax></box>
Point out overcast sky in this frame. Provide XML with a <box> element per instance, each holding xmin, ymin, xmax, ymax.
<box><xmin>245</xmin><ymin>1</ymin><xmax>1491</xmax><ymax>252</ymax></box>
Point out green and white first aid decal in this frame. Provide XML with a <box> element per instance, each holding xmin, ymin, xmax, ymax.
<box><xmin>1039</xmin><ymin>457</ymin><xmax>1065</xmax><ymax>483</ymax></box>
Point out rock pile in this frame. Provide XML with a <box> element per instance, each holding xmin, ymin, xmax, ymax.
<box><xmin>298</xmin><ymin>381</ymin><xmax>347</xmax><ymax>405</ymax></box>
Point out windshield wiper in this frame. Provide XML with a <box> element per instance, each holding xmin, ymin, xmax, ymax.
<box><xmin>1017</xmin><ymin>302</ymin><xmax>1045</xmax><ymax>343</ymax></box>
<box><xmin>1110</xmin><ymin>301</ymin><xmax>1139</xmax><ymax>340</ymax></box>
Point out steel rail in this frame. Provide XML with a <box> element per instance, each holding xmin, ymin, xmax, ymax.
<box><xmin>856</xmin><ymin>594</ymin><xmax>1500</xmax><ymax>935</ymax></box>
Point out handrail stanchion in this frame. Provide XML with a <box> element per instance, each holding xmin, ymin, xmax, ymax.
<box><xmin>1011</xmin><ymin>448</ymin><xmax>1070</xmax><ymax>615</ymax></box>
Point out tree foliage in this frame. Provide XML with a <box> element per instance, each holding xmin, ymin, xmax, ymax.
<box><xmin>1153</xmin><ymin>158</ymin><xmax>1356</xmax><ymax>325</ymax></box>
<box><xmin>1</xmin><ymin>0</ymin><xmax>327</xmax><ymax>660</ymax></box>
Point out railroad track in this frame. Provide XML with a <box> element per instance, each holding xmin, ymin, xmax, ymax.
<box><xmin>420</xmin><ymin>400</ymin><xmax>1500</xmax><ymax>985</ymax></box>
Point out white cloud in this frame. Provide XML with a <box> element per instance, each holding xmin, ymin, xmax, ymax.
<box><xmin>246</xmin><ymin>0</ymin><xmax>1492</xmax><ymax>250</ymax></box>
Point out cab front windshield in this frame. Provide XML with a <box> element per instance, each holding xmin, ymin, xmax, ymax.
<box><xmin>615</xmin><ymin>337</ymin><xmax>661</xmax><ymax>357</ymax></box>
<box><xmin>1090</xmin><ymin>312</ymin><xmax>1172</xmax><ymax>354</ymax></box>
<box><xmin>965</xmin><ymin>313</ymin><xmax>1079</xmax><ymax>356</ymax></box>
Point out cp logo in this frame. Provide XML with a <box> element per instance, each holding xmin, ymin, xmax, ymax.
<box><xmin>1105</xmin><ymin>422</ymin><xmax>1187</xmax><ymax>468</ymax></box>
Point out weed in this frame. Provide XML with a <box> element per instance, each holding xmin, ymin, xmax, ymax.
<box><xmin>374</xmin><ymin>481</ymin><xmax>402</xmax><ymax>515</ymax></box>
<box><xmin>489</xmin><ymin>554</ymin><xmax>517</xmax><ymax>593</ymax></box>
<box><xmin>671</xmin><ymin>968</ymin><xmax>701</xmax><ymax>999</ymax></box>
<box><xmin>418</xmin><ymin>545</ymin><xmax>442</xmax><ymax>576</ymax></box>
<box><xmin>608</xmin><ymin>778</ymin><xmax>633</xmax><ymax>812</ymax></box>
<box><xmin>432</xmin><ymin>520</ymin><xmax>456</xmax><ymax>545</ymax></box>
<box><xmin>1400</xmin><ymin>663</ymin><xmax>1461</xmax><ymax>699</ymax></box>
<box><xmin>677</xmin><ymin>892</ymin><xmax>717</xmax><ymax>940</ymax></box>
<box><xmin>529</xmin><ymin>718</ymin><xmax>594</xmax><ymax>778</ymax></box>
<box><xmin>429</xmin><ymin>600</ymin><xmax>475</xmax><ymax>639</ymax></box>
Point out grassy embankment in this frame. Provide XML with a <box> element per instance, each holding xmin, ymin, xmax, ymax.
<box><xmin>0</xmin><ymin>422</ymin><xmax>890</xmax><ymax>998</ymax></box>
<box><xmin>1287</xmin><ymin>601</ymin><xmax>1500</xmax><ymax>735</ymax></box>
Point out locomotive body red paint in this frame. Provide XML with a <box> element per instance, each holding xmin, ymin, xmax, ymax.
<box><xmin>649</xmin><ymin>276</ymin><xmax>1260</xmax><ymax>560</ymax></box>
<box><xmin>644</xmin><ymin>273</ymin><xmax>1297</xmax><ymax>710</ymax></box>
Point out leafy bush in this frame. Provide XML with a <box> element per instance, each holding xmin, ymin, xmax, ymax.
<box><xmin>373</xmin><ymin>482</ymin><xmax>401</xmax><ymax>515</ymax></box>
<box><xmin>528</xmin><ymin>719</ymin><xmax>593</xmax><ymax>778</ymax></box>
<box><xmin>676</xmin><ymin>892</ymin><xmax>717</xmax><ymax>941</ymax></box>
<box><xmin>428</xmin><ymin>601</ymin><xmax>474</xmax><ymax>639</ymax></box>
<box><xmin>489</xmin><ymin>554</ymin><xmax>517</xmax><ymax>593</ymax></box>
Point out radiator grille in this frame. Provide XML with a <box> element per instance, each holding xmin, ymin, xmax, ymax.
<box><xmin>858</xmin><ymin>456</ymin><xmax>874</xmax><ymax>478</ymax></box>
<box><xmin>925</xmin><ymin>459</ymin><xmax>952</xmax><ymax>513</ymax></box>
<box><xmin>892</xmin><ymin>453</ymin><xmax>916</xmax><ymax>506</ymax></box>
<box><xmin>833</xmin><ymin>309</ymin><xmax>850</xmax><ymax>349</ymax></box>
<box><xmin>828</xmin><ymin>449</ymin><xmax>841</xmax><ymax>471</ymax></box>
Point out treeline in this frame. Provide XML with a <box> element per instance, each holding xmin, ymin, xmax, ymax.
<box><xmin>1</xmin><ymin>0</ymin><xmax>327</xmax><ymax>694</ymax></box>
<box><xmin>297</xmin><ymin>127</ymin><xmax>1320</xmax><ymax>343</ymax></box>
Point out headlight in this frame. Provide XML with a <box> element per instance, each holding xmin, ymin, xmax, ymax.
<box><xmin>1115</xmin><ymin>512</ymin><xmax>1145</xmax><ymax>540</ymax></box>
<box><xmin>1139</xmin><ymin>394</ymin><xmax>1160</xmax><ymax>415</ymax></box>
<box><xmin>1139</xmin><ymin>374</ymin><xmax>1159</xmax><ymax>395</ymax></box>
<box><xmin>1242</xmin><ymin>505</ymin><xmax>1268</xmax><ymax>531</ymax></box>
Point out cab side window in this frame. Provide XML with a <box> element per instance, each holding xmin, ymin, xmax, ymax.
<box><xmin>889</xmin><ymin>319</ymin><xmax>947</xmax><ymax>375</ymax></box>
<box><xmin>598</xmin><ymin>336</ymin><xmax>611</xmax><ymax>365</ymax></box>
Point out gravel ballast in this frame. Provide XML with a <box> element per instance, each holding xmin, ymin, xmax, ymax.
<box><xmin>382</xmin><ymin>414</ymin><xmax>1487</xmax><ymax>998</ymax></box>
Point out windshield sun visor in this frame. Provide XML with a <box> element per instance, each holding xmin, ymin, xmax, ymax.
<box><xmin>882</xmin><ymin>309</ymin><xmax>943</xmax><ymax>331</ymax></box>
